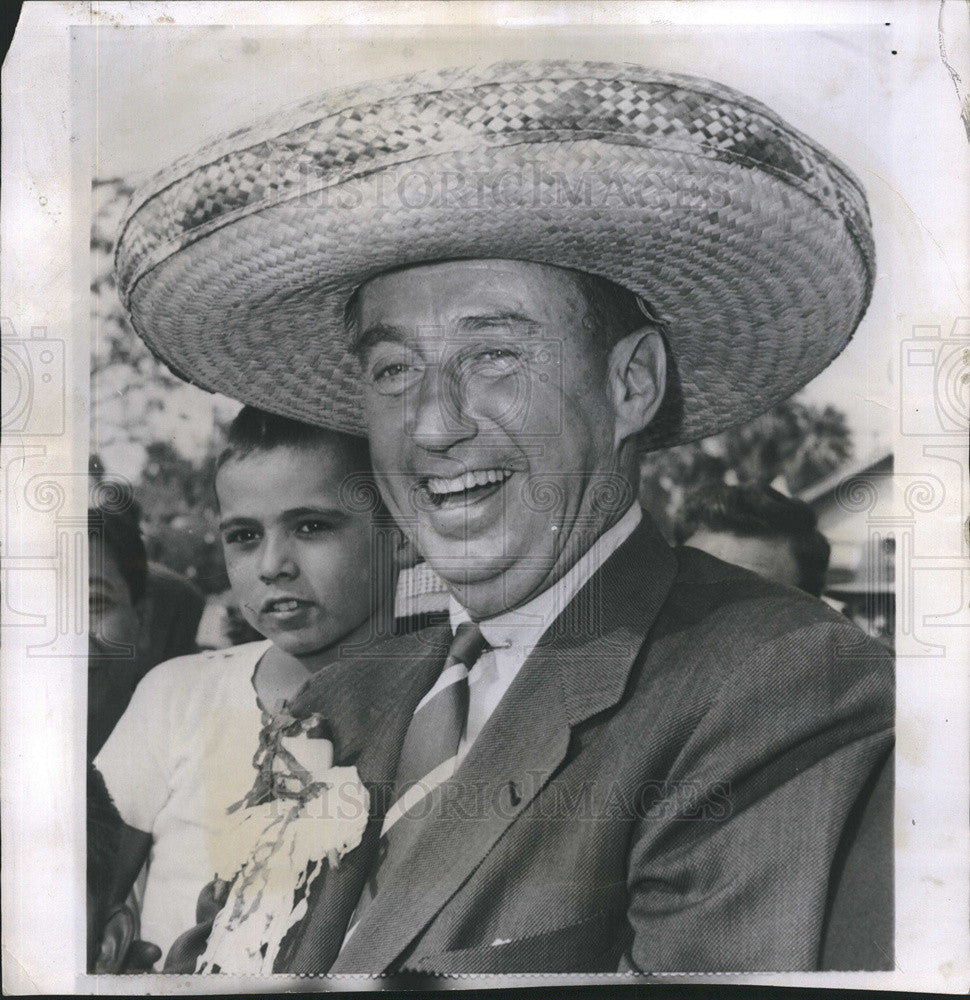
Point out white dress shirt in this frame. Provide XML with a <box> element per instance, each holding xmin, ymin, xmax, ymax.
<box><xmin>446</xmin><ymin>503</ymin><xmax>642</xmax><ymax>766</ymax></box>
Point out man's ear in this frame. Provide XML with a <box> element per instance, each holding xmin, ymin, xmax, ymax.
<box><xmin>93</xmin><ymin>903</ymin><xmax>137</xmax><ymax>974</ymax></box>
<box><xmin>608</xmin><ymin>327</ymin><xmax>667</xmax><ymax>447</ymax></box>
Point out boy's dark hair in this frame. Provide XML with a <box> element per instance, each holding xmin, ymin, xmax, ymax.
<box><xmin>87</xmin><ymin>764</ymin><xmax>122</xmax><ymax>919</ymax></box>
<box><xmin>676</xmin><ymin>484</ymin><xmax>831</xmax><ymax>597</ymax></box>
<box><xmin>88</xmin><ymin>506</ymin><xmax>149</xmax><ymax>605</ymax></box>
<box><xmin>216</xmin><ymin>406</ymin><xmax>388</xmax><ymax>518</ymax></box>
<box><xmin>217</xmin><ymin>406</ymin><xmax>371</xmax><ymax>473</ymax></box>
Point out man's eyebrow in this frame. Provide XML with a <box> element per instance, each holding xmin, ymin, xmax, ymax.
<box><xmin>351</xmin><ymin>322</ymin><xmax>410</xmax><ymax>358</ymax></box>
<box><xmin>454</xmin><ymin>311</ymin><xmax>540</xmax><ymax>334</ymax></box>
<box><xmin>353</xmin><ymin>312</ymin><xmax>541</xmax><ymax>357</ymax></box>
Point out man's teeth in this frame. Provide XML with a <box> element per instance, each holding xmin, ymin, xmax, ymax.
<box><xmin>426</xmin><ymin>469</ymin><xmax>512</xmax><ymax>497</ymax></box>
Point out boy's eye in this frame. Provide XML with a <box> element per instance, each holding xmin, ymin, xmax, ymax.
<box><xmin>295</xmin><ymin>519</ymin><xmax>334</xmax><ymax>537</ymax></box>
<box><xmin>223</xmin><ymin>527</ymin><xmax>259</xmax><ymax>546</ymax></box>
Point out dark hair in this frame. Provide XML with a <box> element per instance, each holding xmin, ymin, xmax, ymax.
<box><xmin>215</xmin><ymin>406</ymin><xmax>389</xmax><ymax>520</ymax></box>
<box><xmin>217</xmin><ymin>405</ymin><xmax>371</xmax><ymax>473</ymax></box>
<box><xmin>88</xmin><ymin>507</ymin><xmax>148</xmax><ymax>605</ymax></box>
<box><xmin>568</xmin><ymin>268</ymin><xmax>654</xmax><ymax>354</ymax></box>
<box><xmin>676</xmin><ymin>484</ymin><xmax>831</xmax><ymax>597</ymax></box>
<box><xmin>87</xmin><ymin>764</ymin><xmax>122</xmax><ymax>917</ymax></box>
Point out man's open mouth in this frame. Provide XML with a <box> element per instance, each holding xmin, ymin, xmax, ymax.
<box><xmin>422</xmin><ymin>468</ymin><xmax>514</xmax><ymax>508</ymax></box>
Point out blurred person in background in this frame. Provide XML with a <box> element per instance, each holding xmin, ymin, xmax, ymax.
<box><xmin>90</xmin><ymin>455</ymin><xmax>206</xmax><ymax>667</ymax></box>
<box><xmin>141</xmin><ymin>561</ymin><xmax>206</xmax><ymax>663</ymax></box>
<box><xmin>826</xmin><ymin>536</ymin><xmax>895</xmax><ymax>649</ymax></box>
<box><xmin>87</xmin><ymin>763</ymin><xmax>159</xmax><ymax>973</ymax></box>
<box><xmin>676</xmin><ymin>484</ymin><xmax>831</xmax><ymax>597</ymax></box>
<box><xmin>88</xmin><ymin>505</ymin><xmax>149</xmax><ymax>757</ymax></box>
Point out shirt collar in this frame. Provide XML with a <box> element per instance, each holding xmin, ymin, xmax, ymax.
<box><xmin>449</xmin><ymin>503</ymin><xmax>642</xmax><ymax>650</ymax></box>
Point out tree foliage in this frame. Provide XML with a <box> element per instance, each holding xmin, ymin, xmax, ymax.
<box><xmin>92</xmin><ymin>178</ymin><xmax>236</xmax><ymax>595</ymax></box>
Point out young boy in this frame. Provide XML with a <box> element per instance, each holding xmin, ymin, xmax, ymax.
<box><xmin>94</xmin><ymin>407</ymin><xmax>403</xmax><ymax>964</ymax></box>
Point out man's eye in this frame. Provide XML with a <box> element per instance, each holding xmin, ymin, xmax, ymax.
<box><xmin>368</xmin><ymin>356</ymin><xmax>424</xmax><ymax>396</ymax></box>
<box><xmin>464</xmin><ymin>347</ymin><xmax>521</xmax><ymax>378</ymax></box>
<box><xmin>375</xmin><ymin>362</ymin><xmax>410</xmax><ymax>381</ymax></box>
<box><xmin>482</xmin><ymin>348</ymin><xmax>518</xmax><ymax>362</ymax></box>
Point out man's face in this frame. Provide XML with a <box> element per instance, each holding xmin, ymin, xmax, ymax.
<box><xmin>356</xmin><ymin>259</ymin><xmax>628</xmax><ymax>617</ymax></box>
<box><xmin>685</xmin><ymin>529</ymin><xmax>802</xmax><ymax>591</ymax></box>
<box><xmin>216</xmin><ymin>445</ymin><xmax>380</xmax><ymax>659</ymax></box>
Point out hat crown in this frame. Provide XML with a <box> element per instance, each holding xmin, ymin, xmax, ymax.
<box><xmin>116</xmin><ymin>60</ymin><xmax>872</xmax><ymax>306</ymax></box>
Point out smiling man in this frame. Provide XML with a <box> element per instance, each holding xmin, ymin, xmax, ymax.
<box><xmin>352</xmin><ymin>259</ymin><xmax>664</xmax><ymax>619</ymax></box>
<box><xmin>118</xmin><ymin>61</ymin><xmax>894</xmax><ymax>974</ymax></box>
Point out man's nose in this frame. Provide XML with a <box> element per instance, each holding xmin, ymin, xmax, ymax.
<box><xmin>406</xmin><ymin>365</ymin><xmax>478</xmax><ymax>452</ymax></box>
<box><xmin>258</xmin><ymin>535</ymin><xmax>298</xmax><ymax>583</ymax></box>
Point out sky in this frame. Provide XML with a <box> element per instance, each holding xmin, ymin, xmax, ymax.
<box><xmin>81</xmin><ymin>18</ymin><xmax>969</xmax><ymax>474</ymax></box>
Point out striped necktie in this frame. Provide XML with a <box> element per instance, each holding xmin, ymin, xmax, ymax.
<box><xmin>344</xmin><ymin>622</ymin><xmax>488</xmax><ymax>939</ymax></box>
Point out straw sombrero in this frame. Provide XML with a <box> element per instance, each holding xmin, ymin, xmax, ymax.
<box><xmin>115</xmin><ymin>60</ymin><xmax>875</xmax><ymax>449</ymax></box>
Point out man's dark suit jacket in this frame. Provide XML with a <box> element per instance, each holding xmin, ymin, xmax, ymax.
<box><xmin>220</xmin><ymin>514</ymin><xmax>893</xmax><ymax>975</ymax></box>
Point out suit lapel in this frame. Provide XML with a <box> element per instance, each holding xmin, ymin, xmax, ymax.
<box><xmin>333</xmin><ymin>515</ymin><xmax>678</xmax><ymax>973</ymax></box>
<box><xmin>330</xmin><ymin>645</ymin><xmax>573</xmax><ymax>973</ymax></box>
<box><xmin>276</xmin><ymin>625</ymin><xmax>452</xmax><ymax>974</ymax></box>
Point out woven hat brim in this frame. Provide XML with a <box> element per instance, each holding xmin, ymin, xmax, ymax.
<box><xmin>124</xmin><ymin>140</ymin><xmax>871</xmax><ymax>450</ymax></box>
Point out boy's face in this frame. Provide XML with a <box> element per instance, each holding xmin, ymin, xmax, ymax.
<box><xmin>216</xmin><ymin>444</ymin><xmax>380</xmax><ymax>658</ymax></box>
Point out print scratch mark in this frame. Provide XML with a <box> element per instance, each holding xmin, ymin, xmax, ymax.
<box><xmin>938</xmin><ymin>0</ymin><xmax>970</xmax><ymax>141</ymax></box>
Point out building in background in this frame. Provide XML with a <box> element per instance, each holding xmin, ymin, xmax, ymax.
<box><xmin>799</xmin><ymin>451</ymin><xmax>894</xmax><ymax>646</ymax></box>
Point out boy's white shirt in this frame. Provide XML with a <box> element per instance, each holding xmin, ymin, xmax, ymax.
<box><xmin>95</xmin><ymin>640</ymin><xmax>277</xmax><ymax>961</ymax></box>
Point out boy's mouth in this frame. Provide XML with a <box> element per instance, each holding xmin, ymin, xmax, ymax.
<box><xmin>421</xmin><ymin>468</ymin><xmax>514</xmax><ymax>509</ymax></box>
<box><xmin>261</xmin><ymin>596</ymin><xmax>314</xmax><ymax>617</ymax></box>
